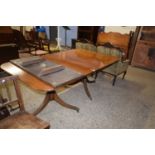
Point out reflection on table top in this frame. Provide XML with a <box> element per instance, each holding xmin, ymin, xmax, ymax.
<box><xmin>1</xmin><ymin>49</ymin><xmax>119</xmax><ymax>92</ymax></box>
<box><xmin>43</xmin><ymin>49</ymin><xmax>119</xmax><ymax>75</ymax></box>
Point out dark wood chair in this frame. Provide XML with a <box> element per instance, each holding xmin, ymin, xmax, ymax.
<box><xmin>0</xmin><ymin>75</ymin><xmax>50</xmax><ymax>129</ymax></box>
<box><xmin>13</xmin><ymin>29</ymin><xmax>38</xmax><ymax>54</ymax></box>
<box><xmin>25</xmin><ymin>30</ymin><xmax>51</xmax><ymax>55</ymax></box>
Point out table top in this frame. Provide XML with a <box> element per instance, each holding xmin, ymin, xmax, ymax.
<box><xmin>1</xmin><ymin>49</ymin><xmax>119</xmax><ymax>92</ymax></box>
<box><xmin>1</xmin><ymin>62</ymin><xmax>54</xmax><ymax>92</ymax></box>
<box><xmin>10</xmin><ymin>56</ymin><xmax>84</xmax><ymax>89</ymax></box>
<box><xmin>43</xmin><ymin>49</ymin><xmax>119</xmax><ymax>75</ymax></box>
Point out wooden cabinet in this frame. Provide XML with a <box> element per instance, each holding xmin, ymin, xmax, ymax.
<box><xmin>0</xmin><ymin>44</ymin><xmax>19</xmax><ymax>70</ymax></box>
<box><xmin>78</xmin><ymin>26</ymin><xmax>99</xmax><ymax>44</ymax></box>
<box><xmin>0</xmin><ymin>26</ymin><xmax>14</xmax><ymax>44</ymax></box>
<box><xmin>132</xmin><ymin>26</ymin><xmax>155</xmax><ymax>70</ymax></box>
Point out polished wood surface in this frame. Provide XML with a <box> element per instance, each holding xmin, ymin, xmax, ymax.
<box><xmin>1</xmin><ymin>62</ymin><xmax>53</xmax><ymax>92</ymax></box>
<box><xmin>42</xmin><ymin>49</ymin><xmax>119</xmax><ymax>75</ymax></box>
<box><xmin>0</xmin><ymin>55</ymin><xmax>90</xmax><ymax>114</ymax></box>
<box><xmin>97</xmin><ymin>32</ymin><xmax>130</xmax><ymax>57</ymax></box>
<box><xmin>1</xmin><ymin>49</ymin><xmax>119</xmax><ymax>115</ymax></box>
<box><xmin>0</xmin><ymin>112</ymin><xmax>50</xmax><ymax>129</ymax></box>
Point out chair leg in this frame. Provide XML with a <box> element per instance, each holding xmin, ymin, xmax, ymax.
<box><xmin>48</xmin><ymin>44</ymin><xmax>50</xmax><ymax>52</ymax></box>
<box><xmin>86</xmin><ymin>72</ymin><xmax>98</xmax><ymax>83</ymax></box>
<box><xmin>94</xmin><ymin>72</ymin><xmax>98</xmax><ymax>80</ymax></box>
<box><xmin>112</xmin><ymin>75</ymin><xmax>117</xmax><ymax>86</ymax></box>
<box><xmin>122</xmin><ymin>71</ymin><xmax>127</xmax><ymax>80</ymax></box>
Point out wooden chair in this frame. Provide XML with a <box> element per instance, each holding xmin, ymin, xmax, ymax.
<box><xmin>26</xmin><ymin>29</ymin><xmax>51</xmax><ymax>55</ymax></box>
<box><xmin>0</xmin><ymin>75</ymin><xmax>50</xmax><ymax>129</ymax></box>
<box><xmin>13</xmin><ymin>29</ymin><xmax>38</xmax><ymax>54</ymax></box>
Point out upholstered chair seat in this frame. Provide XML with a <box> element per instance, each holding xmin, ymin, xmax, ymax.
<box><xmin>97</xmin><ymin>45</ymin><xmax>129</xmax><ymax>85</ymax></box>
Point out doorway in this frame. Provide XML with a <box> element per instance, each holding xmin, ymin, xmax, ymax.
<box><xmin>49</xmin><ymin>26</ymin><xmax>57</xmax><ymax>44</ymax></box>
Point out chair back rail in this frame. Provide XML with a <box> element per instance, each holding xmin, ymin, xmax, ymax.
<box><xmin>0</xmin><ymin>75</ymin><xmax>50</xmax><ymax>129</ymax></box>
<box><xmin>0</xmin><ymin>75</ymin><xmax>25</xmax><ymax>111</ymax></box>
<box><xmin>97</xmin><ymin>32</ymin><xmax>131</xmax><ymax>58</ymax></box>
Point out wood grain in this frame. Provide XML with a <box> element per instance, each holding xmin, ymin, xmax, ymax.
<box><xmin>1</xmin><ymin>62</ymin><xmax>53</xmax><ymax>92</ymax></box>
<box><xmin>97</xmin><ymin>32</ymin><xmax>130</xmax><ymax>57</ymax></box>
<box><xmin>42</xmin><ymin>49</ymin><xmax>119</xmax><ymax>75</ymax></box>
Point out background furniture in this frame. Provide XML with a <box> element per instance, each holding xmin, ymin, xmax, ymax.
<box><xmin>0</xmin><ymin>44</ymin><xmax>19</xmax><ymax>71</ymax></box>
<box><xmin>127</xmin><ymin>27</ymin><xmax>141</xmax><ymax>63</ymax></box>
<box><xmin>25</xmin><ymin>29</ymin><xmax>50</xmax><ymax>53</ymax></box>
<box><xmin>131</xmin><ymin>26</ymin><xmax>155</xmax><ymax>71</ymax></box>
<box><xmin>96</xmin><ymin>32</ymin><xmax>131</xmax><ymax>85</ymax></box>
<box><xmin>0</xmin><ymin>27</ymin><xmax>20</xmax><ymax>74</ymax></box>
<box><xmin>72</xmin><ymin>38</ymin><xmax>91</xmax><ymax>49</ymax></box>
<box><xmin>0</xmin><ymin>26</ymin><xmax>38</xmax><ymax>54</ymax></box>
<box><xmin>13</xmin><ymin>29</ymin><xmax>38</xmax><ymax>53</ymax></box>
<box><xmin>78</xmin><ymin>26</ymin><xmax>99</xmax><ymax>44</ymax></box>
<box><xmin>97</xmin><ymin>32</ymin><xmax>131</xmax><ymax>59</ymax></box>
<box><xmin>14</xmin><ymin>29</ymin><xmax>50</xmax><ymax>55</ymax></box>
<box><xmin>0</xmin><ymin>75</ymin><xmax>50</xmax><ymax>129</ymax></box>
<box><xmin>0</xmin><ymin>26</ymin><xmax>14</xmax><ymax>44</ymax></box>
<box><xmin>76</xmin><ymin>42</ymin><xmax>97</xmax><ymax>52</ymax></box>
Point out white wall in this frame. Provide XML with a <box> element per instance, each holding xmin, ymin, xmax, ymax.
<box><xmin>105</xmin><ymin>26</ymin><xmax>136</xmax><ymax>34</ymax></box>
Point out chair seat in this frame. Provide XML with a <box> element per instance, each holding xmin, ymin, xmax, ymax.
<box><xmin>0</xmin><ymin>112</ymin><xmax>50</xmax><ymax>129</ymax></box>
<box><xmin>31</xmin><ymin>50</ymin><xmax>48</xmax><ymax>56</ymax></box>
